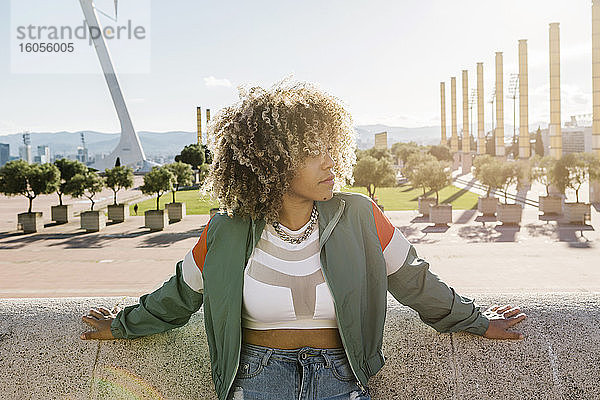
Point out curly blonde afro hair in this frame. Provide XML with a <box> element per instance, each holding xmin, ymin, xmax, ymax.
<box><xmin>201</xmin><ymin>78</ymin><xmax>357</xmax><ymax>223</ymax></box>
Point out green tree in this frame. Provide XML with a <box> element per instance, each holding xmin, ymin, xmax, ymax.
<box><xmin>560</xmin><ymin>153</ymin><xmax>588</xmax><ymax>203</ymax></box>
<box><xmin>70</xmin><ymin>170</ymin><xmax>105</xmax><ymax>211</ymax></box>
<box><xmin>140</xmin><ymin>166</ymin><xmax>174</xmax><ymax>210</ymax></box>
<box><xmin>0</xmin><ymin>160</ymin><xmax>60</xmax><ymax>213</ymax></box>
<box><xmin>473</xmin><ymin>156</ymin><xmax>503</xmax><ymax>197</ymax></box>
<box><xmin>497</xmin><ymin>160</ymin><xmax>525</xmax><ymax>204</ymax></box>
<box><xmin>529</xmin><ymin>155</ymin><xmax>556</xmax><ymax>196</ymax></box>
<box><xmin>53</xmin><ymin>158</ymin><xmax>88</xmax><ymax>206</ymax></box>
<box><xmin>175</xmin><ymin>144</ymin><xmax>205</xmax><ymax>169</ymax></box>
<box><xmin>534</xmin><ymin>127</ymin><xmax>544</xmax><ymax>156</ymax></box>
<box><xmin>472</xmin><ymin>154</ymin><xmax>494</xmax><ymax>171</ymax></box>
<box><xmin>352</xmin><ymin>155</ymin><xmax>396</xmax><ymax>199</ymax></box>
<box><xmin>422</xmin><ymin>160</ymin><xmax>451</xmax><ymax>204</ymax></box>
<box><xmin>165</xmin><ymin>161</ymin><xmax>193</xmax><ymax>203</ymax></box>
<box><xmin>404</xmin><ymin>152</ymin><xmax>437</xmax><ymax>194</ymax></box>
<box><xmin>428</xmin><ymin>145</ymin><xmax>453</xmax><ymax>162</ymax></box>
<box><xmin>586</xmin><ymin>153</ymin><xmax>600</xmax><ymax>187</ymax></box>
<box><xmin>391</xmin><ymin>141</ymin><xmax>420</xmax><ymax>166</ymax></box>
<box><xmin>105</xmin><ymin>165</ymin><xmax>134</xmax><ymax>205</ymax></box>
<box><xmin>549</xmin><ymin>156</ymin><xmax>570</xmax><ymax>197</ymax></box>
<box><xmin>358</xmin><ymin>147</ymin><xmax>394</xmax><ymax>162</ymax></box>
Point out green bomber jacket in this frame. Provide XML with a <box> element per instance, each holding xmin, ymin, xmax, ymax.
<box><xmin>110</xmin><ymin>192</ymin><xmax>490</xmax><ymax>400</ymax></box>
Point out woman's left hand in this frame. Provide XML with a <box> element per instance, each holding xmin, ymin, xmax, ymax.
<box><xmin>481</xmin><ymin>304</ymin><xmax>527</xmax><ymax>340</ymax></box>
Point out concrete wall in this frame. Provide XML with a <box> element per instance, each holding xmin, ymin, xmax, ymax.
<box><xmin>1</xmin><ymin>293</ymin><xmax>599</xmax><ymax>399</ymax></box>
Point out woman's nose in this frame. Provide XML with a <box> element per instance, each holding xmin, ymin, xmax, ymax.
<box><xmin>322</xmin><ymin>152</ymin><xmax>334</xmax><ymax>168</ymax></box>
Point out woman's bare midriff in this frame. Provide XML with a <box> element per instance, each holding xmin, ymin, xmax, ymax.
<box><xmin>242</xmin><ymin>327</ymin><xmax>344</xmax><ymax>349</ymax></box>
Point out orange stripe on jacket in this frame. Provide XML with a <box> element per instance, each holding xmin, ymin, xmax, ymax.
<box><xmin>192</xmin><ymin>215</ymin><xmax>213</xmax><ymax>273</ymax></box>
<box><xmin>372</xmin><ymin>201</ymin><xmax>395</xmax><ymax>252</ymax></box>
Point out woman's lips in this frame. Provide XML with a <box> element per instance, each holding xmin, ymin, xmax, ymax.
<box><xmin>320</xmin><ymin>178</ymin><xmax>334</xmax><ymax>185</ymax></box>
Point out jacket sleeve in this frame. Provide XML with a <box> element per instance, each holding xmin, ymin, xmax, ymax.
<box><xmin>110</xmin><ymin>220</ymin><xmax>211</xmax><ymax>339</ymax></box>
<box><xmin>370</xmin><ymin>201</ymin><xmax>490</xmax><ymax>336</ymax></box>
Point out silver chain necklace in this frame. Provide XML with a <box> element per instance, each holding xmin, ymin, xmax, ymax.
<box><xmin>272</xmin><ymin>203</ymin><xmax>318</xmax><ymax>244</ymax></box>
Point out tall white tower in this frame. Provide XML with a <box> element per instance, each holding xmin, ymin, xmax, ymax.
<box><xmin>79</xmin><ymin>0</ymin><xmax>155</xmax><ymax>171</ymax></box>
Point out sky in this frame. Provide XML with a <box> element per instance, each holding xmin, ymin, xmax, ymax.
<box><xmin>0</xmin><ymin>0</ymin><xmax>596</xmax><ymax>136</ymax></box>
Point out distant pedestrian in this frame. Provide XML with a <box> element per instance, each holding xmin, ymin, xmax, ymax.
<box><xmin>133</xmin><ymin>204</ymin><xmax>138</xmax><ymax>215</ymax></box>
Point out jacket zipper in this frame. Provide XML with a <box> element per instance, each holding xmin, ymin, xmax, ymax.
<box><xmin>318</xmin><ymin>200</ymin><xmax>368</xmax><ymax>393</ymax></box>
<box><xmin>225</xmin><ymin>220</ymin><xmax>256</xmax><ymax>400</ymax></box>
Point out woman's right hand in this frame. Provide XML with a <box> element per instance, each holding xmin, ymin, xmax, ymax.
<box><xmin>80</xmin><ymin>305</ymin><xmax>120</xmax><ymax>340</ymax></box>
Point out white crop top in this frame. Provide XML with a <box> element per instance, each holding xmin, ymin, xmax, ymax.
<box><xmin>241</xmin><ymin>220</ymin><xmax>338</xmax><ymax>330</ymax></box>
<box><xmin>180</xmin><ymin>209</ymin><xmax>410</xmax><ymax>331</ymax></box>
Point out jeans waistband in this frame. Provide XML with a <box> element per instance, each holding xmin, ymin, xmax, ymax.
<box><xmin>241</xmin><ymin>342</ymin><xmax>347</xmax><ymax>363</ymax></box>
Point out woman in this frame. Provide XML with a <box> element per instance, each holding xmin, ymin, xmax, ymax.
<box><xmin>80</xmin><ymin>79</ymin><xmax>527</xmax><ymax>400</ymax></box>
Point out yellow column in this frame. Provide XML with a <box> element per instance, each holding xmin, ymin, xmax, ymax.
<box><xmin>196</xmin><ymin>106</ymin><xmax>202</xmax><ymax>145</ymax></box>
<box><xmin>495</xmin><ymin>52</ymin><xmax>505</xmax><ymax>157</ymax></box>
<box><xmin>477</xmin><ymin>62</ymin><xmax>485</xmax><ymax>155</ymax></box>
<box><xmin>462</xmin><ymin>70</ymin><xmax>470</xmax><ymax>153</ymax></box>
<box><xmin>451</xmin><ymin>77</ymin><xmax>459</xmax><ymax>152</ymax></box>
<box><xmin>549</xmin><ymin>23</ymin><xmax>562</xmax><ymax>159</ymax></box>
<box><xmin>440</xmin><ymin>82</ymin><xmax>447</xmax><ymax>145</ymax></box>
<box><xmin>519</xmin><ymin>40</ymin><xmax>530</xmax><ymax>159</ymax></box>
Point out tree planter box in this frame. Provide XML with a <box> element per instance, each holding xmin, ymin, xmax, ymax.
<box><xmin>496</xmin><ymin>203</ymin><xmax>522</xmax><ymax>225</ymax></box>
<box><xmin>80</xmin><ymin>210</ymin><xmax>106</xmax><ymax>232</ymax></box>
<box><xmin>429</xmin><ymin>204</ymin><xmax>452</xmax><ymax>225</ymax></box>
<box><xmin>539</xmin><ymin>195</ymin><xmax>562</xmax><ymax>215</ymax></box>
<box><xmin>51</xmin><ymin>205</ymin><xmax>73</xmax><ymax>224</ymax></box>
<box><xmin>418</xmin><ymin>197</ymin><xmax>438</xmax><ymax>216</ymax></box>
<box><xmin>18</xmin><ymin>212</ymin><xmax>43</xmax><ymax>233</ymax></box>
<box><xmin>107</xmin><ymin>204</ymin><xmax>129</xmax><ymax>223</ymax></box>
<box><xmin>145</xmin><ymin>209</ymin><xmax>169</xmax><ymax>231</ymax></box>
<box><xmin>478</xmin><ymin>197</ymin><xmax>498</xmax><ymax>216</ymax></box>
<box><xmin>166</xmin><ymin>202</ymin><xmax>186</xmax><ymax>223</ymax></box>
<box><xmin>563</xmin><ymin>202</ymin><xmax>590</xmax><ymax>224</ymax></box>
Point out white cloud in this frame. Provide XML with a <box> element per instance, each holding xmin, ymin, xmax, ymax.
<box><xmin>204</xmin><ymin>76</ymin><xmax>232</xmax><ymax>87</ymax></box>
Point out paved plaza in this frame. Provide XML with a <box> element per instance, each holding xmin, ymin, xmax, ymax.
<box><xmin>1</xmin><ymin>198</ymin><xmax>599</xmax><ymax>298</ymax></box>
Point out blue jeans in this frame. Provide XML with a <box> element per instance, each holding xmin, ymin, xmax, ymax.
<box><xmin>226</xmin><ymin>342</ymin><xmax>372</xmax><ymax>400</ymax></box>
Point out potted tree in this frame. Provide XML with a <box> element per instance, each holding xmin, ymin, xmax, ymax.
<box><xmin>70</xmin><ymin>170</ymin><xmax>106</xmax><ymax>232</ymax></box>
<box><xmin>105</xmin><ymin>165</ymin><xmax>134</xmax><ymax>223</ymax></box>
<box><xmin>530</xmin><ymin>155</ymin><xmax>561</xmax><ymax>215</ymax></box>
<box><xmin>496</xmin><ymin>160</ymin><xmax>524</xmax><ymax>225</ymax></box>
<box><xmin>140</xmin><ymin>166</ymin><xmax>174</xmax><ymax>231</ymax></box>
<box><xmin>165</xmin><ymin>161</ymin><xmax>193</xmax><ymax>222</ymax></box>
<box><xmin>52</xmin><ymin>158</ymin><xmax>87</xmax><ymax>223</ymax></box>
<box><xmin>473</xmin><ymin>155</ymin><xmax>501</xmax><ymax>216</ymax></box>
<box><xmin>405</xmin><ymin>152</ymin><xmax>438</xmax><ymax>216</ymax></box>
<box><xmin>422</xmin><ymin>160</ymin><xmax>452</xmax><ymax>226</ymax></box>
<box><xmin>560</xmin><ymin>153</ymin><xmax>591</xmax><ymax>224</ymax></box>
<box><xmin>0</xmin><ymin>160</ymin><xmax>60</xmax><ymax>233</ymax></box>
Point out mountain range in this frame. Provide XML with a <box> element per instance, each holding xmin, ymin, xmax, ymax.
<box><xmin>1</xmin><ymin>124</ymin><xmax>526</xmax><ymax>157</ymax></box>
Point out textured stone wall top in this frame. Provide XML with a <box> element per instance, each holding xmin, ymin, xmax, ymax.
<box><xmin>0</xmin><ymin>293</ymin><xmax>598</xmax><ymax>399</ymax></box>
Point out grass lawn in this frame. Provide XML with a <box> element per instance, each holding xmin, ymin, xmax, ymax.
<box><xmin>130</xmin><ymin>184</ymin><xmax>477</xmax><ymax>215</ymax></box>
<box><xmin>129</xmin><ymin>190</ymin><xmax>219</xmax><ymax>216</ymax></box>
<box><xmin>340</xmin><ymin>185</ymin><xmax>478</xmax><ymax>210</ymax></box>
